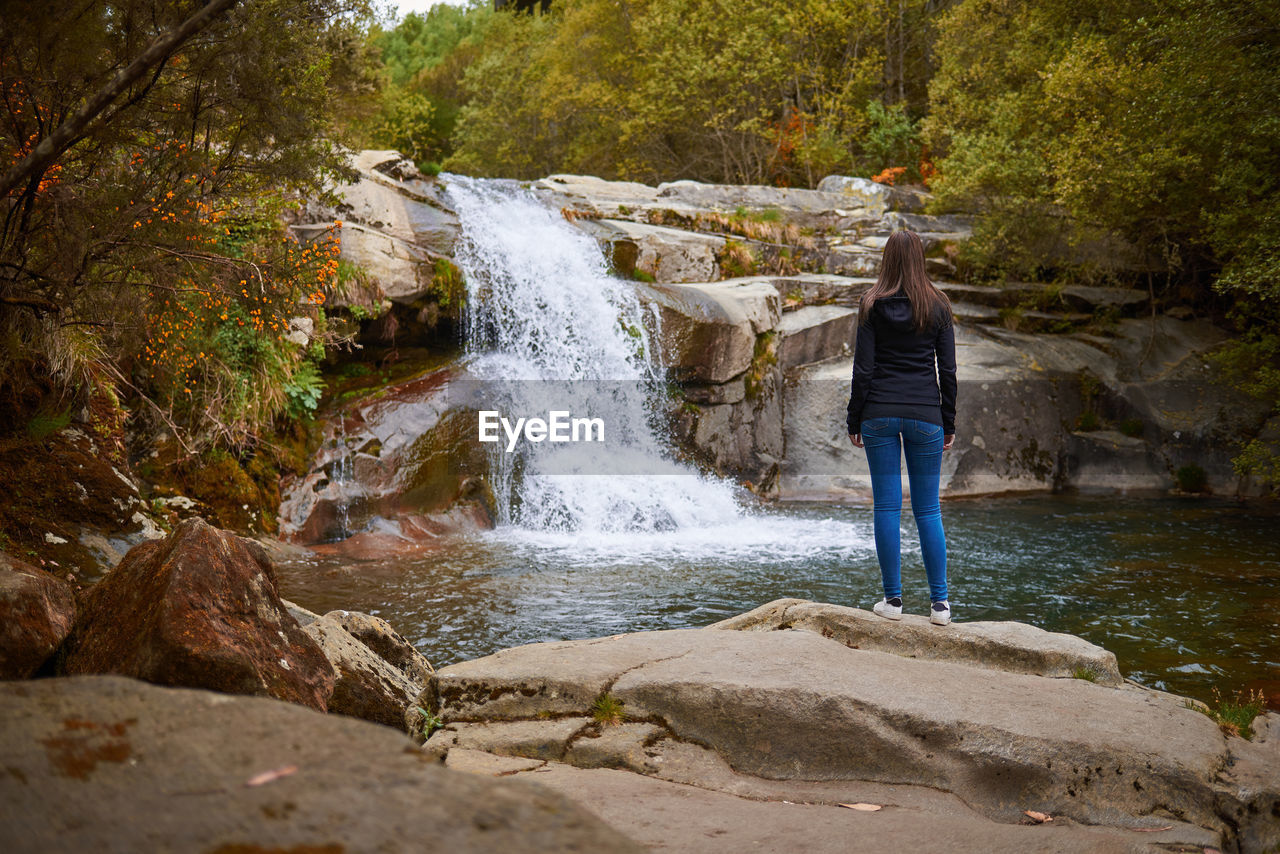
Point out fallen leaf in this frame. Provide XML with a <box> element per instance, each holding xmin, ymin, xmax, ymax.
<box><xmin>245</xmin><ymin>764</ymin><xmax>298</xmax><ymax>787</ymax></box>
<box><xmin>1024</xmin><ymin>810</ymin><xmax>1052</xmax><ymax>823</ymax></box>
<box><xmin>1130</xmin><ymin>825</ymin><xmax>1174</xmax><ymax>833</ymax></box>
<box><xmin>839</xmin><ymin>803</ymin><xmax>883</xmax><ymax>812</ymax></box>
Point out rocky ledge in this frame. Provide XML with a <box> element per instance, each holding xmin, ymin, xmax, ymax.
<box><xmin>422</xmin><ymin>599</ymin><xmax>1280</xmax><ymax>853</ymax></box>
<box><xmin>0</xmin><ymin>675</ymin><xmax>638</xmax><ymax>854</ymax></box>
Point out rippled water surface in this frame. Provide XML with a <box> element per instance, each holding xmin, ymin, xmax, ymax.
<box><xmin>276</xmin><ymin>494</ymin><xmax>1279</xmax><ymax>708</ymax></box>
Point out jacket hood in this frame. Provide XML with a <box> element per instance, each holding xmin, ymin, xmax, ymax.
<box><xmin>876</xmin><ymin>294</ymin><xmax>919</xmax><ymax>333</ymax></box>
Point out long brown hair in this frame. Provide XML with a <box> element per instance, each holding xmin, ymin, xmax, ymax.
<box><xmin>858</xmin><ymin>230</ymin><xmax>952</xmax><ymax>333</ymax></box>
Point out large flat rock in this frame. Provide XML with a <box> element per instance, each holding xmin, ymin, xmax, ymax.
<box><xmin>425</xmin><ymin>625</ymin><xmax>1279</xmax><ymax>846</ymax></box>
<box><xmin>447</xmin><ymin>754</ymin><xmax>1221</xmax><ymax>853</ymax></box>
<box><xmin>708</xmin><ymin>598</ymin><xmax>1123</xmax><ymax>684</ymax></box>
<box><xmin>0</xmin><ymin>675</ymin><xmax>641</xmax><ymax>854</ymax></box>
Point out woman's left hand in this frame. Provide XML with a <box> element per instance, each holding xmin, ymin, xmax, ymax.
<box><xmin>849</xmin><ymin>433</ymin><xmax>863</xmax><ymax>448</ymax></box>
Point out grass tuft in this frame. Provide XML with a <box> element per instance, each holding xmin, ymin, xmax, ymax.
<box><xmin>1185</xmin><ymin>688</ymin><xmax>1267</xmax><ymax>739</ymax></box>
<box><xmin>591</xmin><ymin>693</ymin><xmax>626</xmax><ymax>726</ymax></box>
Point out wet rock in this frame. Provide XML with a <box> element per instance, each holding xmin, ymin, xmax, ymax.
<box><xmin>278</xmin><ymin>366</ymin><xmax>492</xmax><ymax>545</ymax></box>
<box><xmin>709</xmin><ymin>598</ymin><xmax>1123</xmax><ymax>685</ymax></box>
<box><xmin>325</xmin><ymin>609</ymin><xmax>434</xmax><ymax>686</ymax></box>
<box><xmin>303</xmin><ymin>614</ymin><xmax>417</xmax><ymax>731</ymax></box>
<box><xmin>61</xmin><ymin>518</ymin><xmax>334</xmax><ymax>711</ymax></box>
<box><xmin>0</xmin><ymin>675</ymin><xmax>643</xmax><ymax>854</ymax></box>
<box><xmin>638</xmin><ymin>277</ymin><xmax>781</xmax><ymax>384</ymax></box>
<box><xmin>0</xmin><ymin>554</ymin><xmax>76</xmax><ymax>679</ymax></box>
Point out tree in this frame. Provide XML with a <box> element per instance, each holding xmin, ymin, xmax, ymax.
<box><xmin>0</xmin><ymin>0</ymin><xmax>377</xmax><ymax>447</ymax></box>
<box><xmin>924</xmin><ymin>0</ymin><xmax>1280</xmax><ymax>483</ymax></box>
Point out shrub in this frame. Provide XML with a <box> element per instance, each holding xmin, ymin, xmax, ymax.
<box><xmin>1175</xmin><ymin>464</ymin><xmax>1209</xmax><ymax>493</ymax></box>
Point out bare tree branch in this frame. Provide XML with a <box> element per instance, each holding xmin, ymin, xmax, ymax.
<box><xmin>0</xmin><ymin>0</ymin><xmax>239</xmax><ymax>199</ymax></box>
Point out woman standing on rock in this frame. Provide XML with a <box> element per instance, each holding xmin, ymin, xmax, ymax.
<box><xmin>847</xmin><ymin>230</ymin><xmax>957</xmax><ymax>625</ymax></box>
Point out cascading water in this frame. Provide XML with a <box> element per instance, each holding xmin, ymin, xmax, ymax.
<box><xmin>446</xmin><ymin>176</ymin><xmax>746</xmax><ymax>535</ymax></box>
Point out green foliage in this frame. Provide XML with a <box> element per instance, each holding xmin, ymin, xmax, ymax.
<box><xmin>283</xmin><ymin>360</ymin><xmax>325</xmax><ymax>418</ymax></box>
<box><xmin>411</xmin><ymin>705</ymin><xmax>445</xmax><ymax>741</ymax></box>
<box><xmin>1118</xmin><ymin>418</ymin><xmax>1144</xmax><ymax>439</ymax></box>
<box><xmin>1072</xmin><ymin>667</ymin><xmax>1098</xmax><ymax>683</ymax></box>
<box><xmin>427</xmin><ymin>258</ymin><xmax>466</xmax><ymax>309</ymax></box>
<box><xmin>360</xmin><ymin>1</ymin><xmax>497</xmax><ymax>170</ymax></box>
<box><xmin>25</xmin><ymin>407</ymin><xmax>71</xmax><ymax>440</ymax></box>
<box><xmin>1175</xmin><ymin>464</ymin><xmax>1208</xmax><ymax>494</ymax></box>
<box><xmin>443</xmin><ymin>0</ymin><xmax>937</xmax><ymax>186</ymax></box>
<box><xmin>591</xmin><ymin>693</ymin><xmax>626</xmax><ymax>726</ymax></box>
<box><xmin>863</xmin><ymin>100</ymin><xmax>921</xmax><ymax>178</ymax></box>
<box><xmin>744</xmin><ymin>332</ymin><xmax>777</xmax><ymax>400</ymax></box>
<box><xmin>1</xmin><ymin>0</ymin><xmax>376</xmax><ymax>451</ymax></box>
<box><xmin>1185</xmin><ymin>688</ymin><xmax>1267</xmax><ymax>740</ymax></box>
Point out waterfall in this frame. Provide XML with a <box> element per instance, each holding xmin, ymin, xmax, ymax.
<box><xmin>445</xmin><ymin>176</ymin><xmax>745</xmax><ymax>534</ymax></box>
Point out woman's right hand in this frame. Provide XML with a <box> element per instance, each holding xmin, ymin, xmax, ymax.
<box><xmin>943</xmin><ymin>434</ymin><xmax>955</xmax><ymax>450</ymax></box>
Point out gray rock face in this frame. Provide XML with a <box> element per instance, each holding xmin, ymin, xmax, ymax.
<box><xmin>777</xmin><ymin>304</ymin><xmax>856</xmax><ymax>369</ymax></box>
<box><xmin>303</xmin><ymin>614</ymin><xmax>418</xmax><ymax>731</ymax></box>
<box><xmin>423</xmin><ymin>621</ymin><xmax>1280</xmax><ymax>851</ymax></box>
<box><xmin>780</xmin><ymin>317</ymin><xmax>1263</xmax><ymax>499</ymax></box>
<box><xmin>0</xmin><ymin>553</ymin><xmax>76</xmax><ymax>679</ymax></box>
<box><xmin>0</xmin><ymin>675</ymin><xmax>642</xmax><ymax>854</ymax></box>
<box><xmin>294</xmin><ymin>150</ymin><xmax>459</xmax><ymax>307</ymax></box>
<box><xmin>577</xmin><ymin>218</ymin><xmax>726</xmax><ymax>283</ymax></box>
<box><xmin>640</xmin><ymin>277</ymin><xmax>781</xmax><ymax>384</ymax></box>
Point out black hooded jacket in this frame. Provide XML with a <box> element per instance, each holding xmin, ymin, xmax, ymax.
<box><xmin>846</xmin><ymin>294</ymin><xmax>957</xmax><ymax>435</ymax></box>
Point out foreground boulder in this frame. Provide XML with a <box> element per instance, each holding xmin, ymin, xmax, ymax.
<box><xmin>61</xmin><ymin>518</ymin><xmax>334</xmax><ymax>711</ymax></box>
<box><xmin>422</xmin><ymin>611</ymin><xmax>1280</xmax><ymax>853</ymax></box>
<box><xmin>0</xmin><ymin>675</ymin><xmax>641</xmax><ymax>854</ymax></box>
<box><xmin>0</xmin><ymin>554</ymin><xmax>76</xmax><ymax>678</ymax></box>
<box><xmin>303</xmin><ymin>613</ymin><xmax>419</xmax><ymax>731</ymax></box>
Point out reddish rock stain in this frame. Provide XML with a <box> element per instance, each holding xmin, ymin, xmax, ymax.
<box><xmin>39</xmin><ymin>718</ymin><xmax>136</xmax><ymax>779</ymax></box>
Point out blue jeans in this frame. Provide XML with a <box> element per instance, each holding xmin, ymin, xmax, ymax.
<box><xmin>861</xmin><ymin>416</ymin><xmax>948</xmax><ymax>602</ymax></box>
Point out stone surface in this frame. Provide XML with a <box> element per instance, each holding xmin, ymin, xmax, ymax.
<box><xmin>303</xmin><ymin>613</ymin><xmax>417</xmax><ymax>730</ymax></box>
<box><xmin>278</xmin><ymin>366</ymin><xmax>492</xmax><ymax>545</ymax></box>
<box><xmin>0</xmin><ymin>553</ymin><xmax>76</xmax><ymax>679</ymax></box>
<box><xmin>578</xmin><ymin>218</ymin><xmax>726</xmax><ymax>283</ymax></box>
<box><xmin>708</xmin><ymin>598</ymin><xmax>1123</xmax><ymax>685</ymax></box>
<box><xmin>776</xmin><ymin>304</ymin><xmax>856</xmax><ymax>369</ymax></box>
<box><xmin>61</xmin><ymin>518</ymin><xmax>334</xmax><ymax>711</ymax></box>
<box><xmin>638</xmin><ymin>277</ymin><xmax>781</xmax><ymax>384</ymax></box>
<box><xmin>0</xmin><ymin>675</ymin><xmax>642</xmax><ymax>854</ymax></box>
<box><xmin>325</xmin><ymin>608</ymin><xmax>434</xmax><ymax>685</ymax></box>
<box><xmin>448</xmin><ymin>756</ymin><xmax>1222</xmax><ymax>854</ymax></box>
<box><xmin>295</xmin><ymin>150</ymin><xmax>459</xmax><ymax>307</ymax></box>
<box><xmin>780</xmin><ymin>316</ymin><xmax>1264</xmax><ymax>499</ymax></box>
<box><xmin>431</xmin><ymin>718</ymin><xmax>594</xmax><ymax>761</ymax></box>
<box><xmin>426</xmin><ymin>623</ymin><xmax>1279</xmax><ymax>846</ymax></box>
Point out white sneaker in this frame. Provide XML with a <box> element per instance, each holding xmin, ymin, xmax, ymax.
<box><xmin>873</xmin><ymin>597</ymin><xmax>903</xmax><ymax>620</ymax></box>
<box><xmin>930</xmin><ymin>601</ymin><xmax>951</xmax><ymax>626</ymax></box>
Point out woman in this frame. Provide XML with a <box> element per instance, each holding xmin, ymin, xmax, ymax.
<box><xmin>847</xmin><ymin>230</ymin><xmax>957</xmax><ymax>625</ymax></box>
